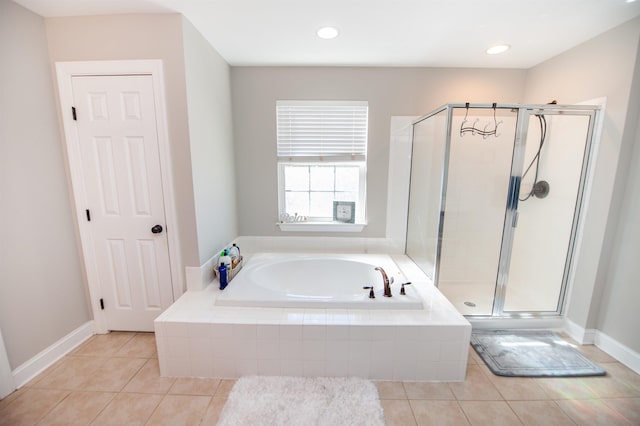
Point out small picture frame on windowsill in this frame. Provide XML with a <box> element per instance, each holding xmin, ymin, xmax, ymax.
<box><xmin>333</xmin><ymin>201</ymin><xmax>356</xmax><ymax>223</ymax></box>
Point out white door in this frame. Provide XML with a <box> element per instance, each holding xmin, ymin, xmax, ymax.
<box><xmin>71</xmin><ymin>75</ymin><xmax>173</xmax><ymax>331</ymax></box>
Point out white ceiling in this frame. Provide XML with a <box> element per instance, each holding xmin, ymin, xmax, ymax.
<box><xmin>14</xmin><ymin>0</ymin><xmax>640</xmax><ymax>68</ymax></box>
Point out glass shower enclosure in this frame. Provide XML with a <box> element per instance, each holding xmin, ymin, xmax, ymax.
<box><xmin>406</xmin><ymin>103</ymin><xmax>600</xmax><ymax>317</ymax></box>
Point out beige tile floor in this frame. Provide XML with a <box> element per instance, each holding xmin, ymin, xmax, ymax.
<box><xmin>1</xmin><ymin>331</ymin><xmax>639</xmax><ymax>425</ymax></box>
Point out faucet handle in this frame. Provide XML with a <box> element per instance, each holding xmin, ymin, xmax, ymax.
<box><xmin>362</xmin><ymin>286</ymin><xmax>375</xmax><ymax>299</ymax></box>
<box><xmin>400</xmin><ymin>282</ymin><xmax>412</xmax><ymax>295</ymax></box>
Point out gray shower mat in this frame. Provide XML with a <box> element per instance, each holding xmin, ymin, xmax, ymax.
<box><xmin>471</xmin><ymin>330</ymin><xmax>606</xmax><ymax>377</ymax></box>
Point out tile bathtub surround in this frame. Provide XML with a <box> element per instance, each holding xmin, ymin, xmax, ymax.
<box><xmin>154</xmin><ymin>255</ymin><xmax>472</xmax><ymax>382</ymax></box>
<box><xmin>157</xmin><ymin>315</ymin><xmax>471</xmax><ymax>381</ymax></box>
<box><xmin>1</xmin><ymin>332</ymin><xmax>639</xmax><ymax>425</ymax></box>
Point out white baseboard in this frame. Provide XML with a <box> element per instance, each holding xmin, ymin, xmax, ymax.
<box><xmin>12</xmin><ymin>321</ymin><xmax>94</xmax><ymax>388</ymax></box>
<box><xmin>563</xmin><ymin>318</ymin><xmax>596</xmax><ymax>344</ymax></box>
<box><xmin>563</xmin><ymin>319</ymin><xmax>640</xmax><ymax>374</ymax></box>
<box><xmin>595</xmin><ymin>331</ymin><xmax>640</xmax><ymax>375</ymax></box>
<box><xmin>583</xmin><ymin>329</ymin><xmax>597</xmax><ymax>344</ymax></box>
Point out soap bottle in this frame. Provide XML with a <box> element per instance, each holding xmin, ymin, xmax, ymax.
<box><xmin>218</xmin><ymin>263</ymin><xmax>228</xmax><ymax>290</ymax></box>
<box><xmin>228</xmin><ymin>244</ymin><xmax>240</xmax><ymax>267</ymax></box>
<box><xmin>219</xmin><ymin>250</ymin><xmax>232</xmax><ymax>269</ymax></box>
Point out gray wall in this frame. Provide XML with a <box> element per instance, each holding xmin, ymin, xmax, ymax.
<box><xmin>594</xmin><ymin>39</ymin><xmax>640</xmax><ymax>353</ymax></box>
<box><xmin>0</xmin><ymin>0</ymin><xmax>90</xmax><ymax>368</ymax></box>
<box><xmin>182</xmin><ymin>18</ymin><xmax>238</xmax><ymax>264</ymax></box>
<box><xmin>523</xmin><ymin>17</ymin><xmax>640</xmax><ymax>352</ymax></box>
<box><xmin>231</xmin><ymin>67</ymin><xmax>526</xmax><ymax>237</ymax></box>
<box><xmin>45</xmin><ymin>14</ymin><xmax>200</xmax><ymax>270</ymax></box>
<box><xmin>0</xmin><ymin>10</ymin><xmax>239</xmax><ymax>370</ymax></box>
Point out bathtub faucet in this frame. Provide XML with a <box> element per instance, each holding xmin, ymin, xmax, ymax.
<box><xmin>374</xmin><ymin>267</ymin><xmax>394</xmax><ymax>297</ymax></box>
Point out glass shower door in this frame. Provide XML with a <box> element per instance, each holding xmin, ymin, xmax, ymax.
<box><xmin>499</xmin><ymin>111</ymin><xmax>595</xmax><ymax>313</ymax></box>
<box><xmin>436</xmin><ymin>107</ymin><xmax>518</xmax><ymax>315</ymax></box>
<box><xmin>406</xmin><ymin>108</ymin><xmax>449</xmax><ymax>280</ymax></box>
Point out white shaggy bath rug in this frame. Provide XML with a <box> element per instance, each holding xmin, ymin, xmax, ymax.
<box><xmin>216</xmin><ymin>376</ymin><xmax>385</xmax><ymax>426</ymax></box>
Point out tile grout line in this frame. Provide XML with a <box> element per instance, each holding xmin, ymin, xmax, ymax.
<box><xmin>141</xmin><ymin>392</ymin><xmax>168</xmax><ymax>426</ymax></box>
<box><xmin>86</xmin><ymin>349</ymin><xmax>153</xmax><ymax>425</ymax></box>
<box><xmin>402</xmin><ymin>382</ymin><xmax>421</xmax><ymax>425</ymax></box>
<box><xmin>599</xmin><ymin>397</ymin><xmax>638</xmax><ymax>424</ymax></box>
<box><xmin>68</xmin><ymin>333</ymin><xmax>157</xmax><ymax>425</ymax></box>
<box><xmin>34</xmin><ymin>389</ymin><xmax>72</xmax><ymax>425</ymax></box>
<box><xmin>455</xmin><ymin>400</ymin><xmax>475</xmax><ymax>426</ymax></box>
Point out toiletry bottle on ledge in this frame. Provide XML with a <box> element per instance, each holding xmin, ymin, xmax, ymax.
<box><xmin>218</xmin><ymin>263</ymin><xmax>228</xmax><ymax>290</ymax></box>
<box><xmin>228</xmin><ymin>244</ymin><xmax>240</xmax><ymax>267</ymax></box>
<box><xmin>219</xmin><ymin>250</ymin><xmax>231</xmax><ymax>269</ymax></box>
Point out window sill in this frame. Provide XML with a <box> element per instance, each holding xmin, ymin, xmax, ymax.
<box><xmin>277</xmin><ymin>222</ymin><xmax>366</xmax><ymax>233</ymax></box>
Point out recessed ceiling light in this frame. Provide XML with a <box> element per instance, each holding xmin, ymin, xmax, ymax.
<box><xmin>486</xmin><ymin>44</ymin><xmax>511</xmax><ymax>55</ymax></box>
<box><xmin>317</xmin><ymin>27</ymin><xmax>339</xmax><ymax>40</ymax></box>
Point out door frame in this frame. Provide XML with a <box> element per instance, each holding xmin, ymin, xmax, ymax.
<box><xmin>55</xmin><ymin>60</ymin><xmax>183</xmax><ymax>334</ymax></box>
<box><xmin>0</xmin><ymin>326</ymin><xmax>16</xmax><ymax>399</ymax></box>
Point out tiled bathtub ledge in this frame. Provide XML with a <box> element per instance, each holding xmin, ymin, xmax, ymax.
<box><xmin>154</xmin><ymin>255</ymin><xmax>471</xmax><ymax>382</ymax></box>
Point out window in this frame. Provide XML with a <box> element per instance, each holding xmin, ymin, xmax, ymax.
<box><xmin>277</xmin><ymin>101</ymin><xmax>368</xmax><ymax>226</ymax></box>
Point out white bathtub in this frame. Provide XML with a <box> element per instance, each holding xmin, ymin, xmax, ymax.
<box><xmin>215</xmin><ymin>253</ymin><xmax>424</xmax><ymax>309</ymax></box>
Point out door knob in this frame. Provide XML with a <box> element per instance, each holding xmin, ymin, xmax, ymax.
<box><xmin>151</xmin><ymin>224</ymin><xmax>163</xmax><ymax>234</ymax></box>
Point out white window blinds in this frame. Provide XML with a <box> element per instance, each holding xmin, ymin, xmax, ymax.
<box><xmin>277</xmin><ymin>101</ymin><xmax>368</xmax><ymax>161</ymax></box>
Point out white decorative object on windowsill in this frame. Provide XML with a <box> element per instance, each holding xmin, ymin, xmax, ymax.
<box><xmin>279</xmin><ymin>213</ymin><xmax>308</xmax><ymax>223</ymax></box>
<box><xmin>333</xmin><ymin>201</ymin><xmax>356</xmax><ymax>223</ymax></box>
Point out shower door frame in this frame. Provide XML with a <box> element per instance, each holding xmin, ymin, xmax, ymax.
<box><xmin>408</xmin><ymin>103</ymin><xmax>601</xmax><ymax>318</ymax></box>
<box><xmin>409</xmin><ymin>105</ymin><xmax>454</xmax><ymax>286</ymax></box>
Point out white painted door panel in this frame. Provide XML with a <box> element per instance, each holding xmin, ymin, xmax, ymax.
<box><xmin>72</xmin><ymin>75</ymin><xmax>173</xmax><ymax>331</ymax></box>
